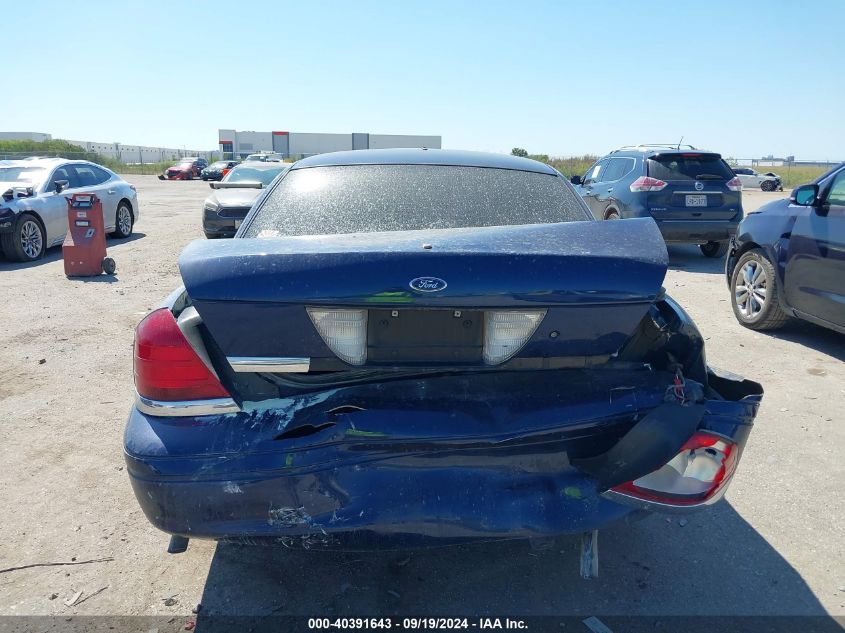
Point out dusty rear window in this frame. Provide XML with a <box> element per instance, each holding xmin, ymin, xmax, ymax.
<box><xmin>244</xmin><ymin>164</ymin><xmax>590</xmax><ymax>237</ymax></box>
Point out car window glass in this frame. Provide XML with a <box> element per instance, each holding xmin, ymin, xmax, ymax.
<box><xmin>246</xmin><ymin>165</ymin><xmax>591</xmax><ymax>237</ymax></box>
<box><xmin>73</xmin><ymin>165</ymin><xmax>109</xmax><ymax>187</ymax></box>
<box><xmin>826</xmin><ymin>170</ymin><xmax>845</xmax><ymax>206</ymax></box>
<box><xmin>603</xmin><ymin>158</ymin><xmax>634</xmax><ymax>182</ymax></box>
<box><xmin>647</xmin><ymin>154</ymin><xmax>735</xmax><ymax>181</ymax></box>
<box><xmin>49</xmin><ymin>166</ymin><xmax>78</xmax><ymax>190</ymax></box>
<box><xmin>584</xmin><ymin>160</ymin><xmax>607</xmax><ymax>184</ymax></box>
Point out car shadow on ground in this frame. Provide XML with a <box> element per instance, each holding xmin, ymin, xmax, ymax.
<box><xmin>191</xmin><ymin>502</ymin><xmax>835</xmax><ymax>627</ymax></box>
<box><xmin>666</xmin><ymin>244</ymin><xmax>725</xmax><ymax>274</ymax></box>
<box><xmin>763</xmin><ymin>320</ymin><xmax>845</xmax><ymax>362</ymax></box>
<box><xmin>0</xmin><ymin>232</ymin><xmax>146</xmax><ymax>271</ymax></box>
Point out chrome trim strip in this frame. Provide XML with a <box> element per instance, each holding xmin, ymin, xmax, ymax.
<box><xmin>657</xmin><ymin>219</ymin><xmax>734</xmax><ymax>223</ymax></box>
<box><xmin>227</xmin><ymin>357</ymin><xmax>311</xmax><ymax>373</ymax></box>
<box><xmin>601</xmin><ymin>482</ymin><xmax>731</xmax><ymax>514</ymax></box>
<box><xmin>136</xmin><ymin>393</ymin><xmax>240</xmax><ymax>417</ymax></box>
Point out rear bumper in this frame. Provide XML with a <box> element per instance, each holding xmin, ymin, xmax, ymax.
<box><xmin>655</xmin><ymin>219</ymin><xmax>739</xmax><ymax>243</ymax></box>
<box><xmin>202</xmin><ymin>212</ymin><xmax>239</xmax><ymax>238</ymax></box>
<box><xmin>124</xmin><ymin>367</ymin><xmax>762</xmax><ymax>547</ymax></box>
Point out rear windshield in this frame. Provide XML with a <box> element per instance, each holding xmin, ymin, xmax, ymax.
<box><xmin>647</xmin><ymin>154</ymin><xmax>734</xmax><ymax>181</ymax></box>
<box><xmin>225</xmin><ymin>165</ymin><xmax>286</xmax><ymax>185</ymax></box>
<box><xmin>245</xmin><ymin>165</ymin><xmax>590</xmax><ymax>237</ymax></box>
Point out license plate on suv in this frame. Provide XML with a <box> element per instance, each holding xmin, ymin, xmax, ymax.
<box><xmin>685</xmin><ymin>195</ymin><xmax>707</xmax><ymax>207</ymax></box>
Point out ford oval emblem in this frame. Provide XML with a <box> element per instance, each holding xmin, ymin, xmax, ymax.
<box><xmin>409</xmin><ymin>277</ymin><xmax>447</xmax><ymax>292</ymax></box>
<box><xmin>694</xmin><ymin>181</ymin><xmax>704</xmax><ymax>191</ymax></box>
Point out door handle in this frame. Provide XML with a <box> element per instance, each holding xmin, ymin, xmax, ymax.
<box><xmin>107</xmin><ymin>189</ymin><xmax>116</xmax><ymax>194</ymax></box>
<box><xmin>606</xmin><ymin>188</ymin><xmax>613</xmax><ymax>193</ymax></box>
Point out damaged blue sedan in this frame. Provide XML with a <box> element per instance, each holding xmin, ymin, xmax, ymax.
<box><xmin>124</xmin><ymin>149</ymin><xmax>763</xmax><ymax>570</ymax></box>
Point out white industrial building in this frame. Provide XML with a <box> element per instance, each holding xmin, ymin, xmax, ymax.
<box><xmin>218</xmin><ymin>129</ymin><xmax>441</xmax><ymax>159</ymax></box>
<box><xmin>0</xmin><ymin>132</ymin><xmax>216</xmax><ymax>163</ymax></box>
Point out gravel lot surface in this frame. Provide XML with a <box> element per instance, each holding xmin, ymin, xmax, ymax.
<box><xmin>0</xmin><ymin>177</ymin><xmax>842</xmax><ymax>621</ymax></box>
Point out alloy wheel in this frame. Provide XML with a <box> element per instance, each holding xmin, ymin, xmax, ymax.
<box><xmin>118</xmin><ymin>206</ymin><xmax>132</xmax><ymax>235</ymax></box>
<box><xmin>734</xmin><ymin>260</ymin><xmax>768</xmax><ymax>318</ymax></box>
<box><xmin>20</xmin><ymin>219</ymin><xmax>43</xmax><ymax>259</ymax></box>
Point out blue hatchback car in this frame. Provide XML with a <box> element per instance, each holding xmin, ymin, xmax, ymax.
<box><xmin>125</xmin><ymin>149</ymin><xmax>762</xmax><ymax>568</ymax></box>
<box><xmin>726</xmin><ymin>162</ymin><xmax>845</xmax><ymax>333</ymax></box>
<box><xmin>572</xmin><ymin>145</ymin><xmax>744</xmax><ymax>258</ymax></box>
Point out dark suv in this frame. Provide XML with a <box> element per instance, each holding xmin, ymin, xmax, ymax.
<box><xmin>571</xmin><ymin>145</ymin><xmax>744</xmax><ymax>257</ymax></box>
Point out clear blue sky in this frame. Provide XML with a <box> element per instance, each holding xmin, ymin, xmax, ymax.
<box><xmin>5</xmin><ymin>0</ymin><xmax>843</xmax><ymax>159</ymax></box>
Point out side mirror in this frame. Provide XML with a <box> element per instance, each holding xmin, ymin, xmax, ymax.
<box><xmin>54</xmin><ymin>180</ymin><xmax>69</xmax><ymax>193</ymax></box>
<box><xmin>570</xmin><ymin>175</ymin><xmax>583</xmax><ymax>185</ymax></box>
<box><xmin>791</xmin><ymin>184</ymin><xmax>819</xmax><ymax>207</ymax></box>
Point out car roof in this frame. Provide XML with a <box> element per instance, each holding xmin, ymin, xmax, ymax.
<box><xmin>234</xmin><ymin>160</ymin><xmax>290</xmax><ymax>169</ymax></box>
<box><xmin>292</xmin><ymin>148</ymin><xmax>559</xmax><ymax>175</ymax></box>
<box><xmin>608</xmin><ymin>145</ymin><xmax>721</xmax><ymax>158</ymax></box>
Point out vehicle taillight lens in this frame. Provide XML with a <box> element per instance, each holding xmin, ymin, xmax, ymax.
<box><xmin>610</xmin><ymin>431</ymin><xmax>737</xmax><ymax>506</ymax></box>
<box><xmin>134</xmin><ymin>308</ymin><xmax>230</xmax><ymax>401</ymax></box>
<box><xmin>307</xmin><ymin>308</ymin><xmax>368</xmax><ymax>365</ymax></box>
<box><xmin>726</xmin><ymin>177</ymin><xmax>743</xmax><ymax>191</ymax></box>
<box><xmin>629</xmin><ymin>176</ymin><xmax>668</xmax><ymax>192</ymax></box>
<box><xmin>483</xmin><ymin>310</ymin><xmax>546</xmax><ymax>365</ymax></box>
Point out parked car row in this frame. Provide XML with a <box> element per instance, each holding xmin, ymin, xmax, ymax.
<box><xmin>0</xmin><ymin>157</ymin><xmax>137</xmax><ymax>262</ymax></box>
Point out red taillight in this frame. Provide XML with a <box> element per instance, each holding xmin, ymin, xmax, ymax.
<box><xmin>629</xmin><ymin>176</ymin><xmax>668</xmax><ymax>192</ymax></box>
<box><xmin>726</xmin><ymin>176</ymin><xmax>743</xmax><ymax>192</ymax></box>
<box><xmin>134</xmin><ymin>308</ymin><xmax>230</xmax><ymax>401</ymax></box>
<box><xmin>610</xmin><ymin>431</ymin><xmax>737</xmax><ymax>506</ymax></box>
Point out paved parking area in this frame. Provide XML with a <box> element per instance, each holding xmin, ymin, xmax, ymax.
<box><xmin>0</xmin><ymin>178</ymin><xmax>842</xmax><ymax>620</ymax></box>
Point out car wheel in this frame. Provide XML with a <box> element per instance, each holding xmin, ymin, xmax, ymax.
<box><xmin>605</xmin><ymin>210</ymin><xmax>620</xmax><ymax>220</ymax></box>
<box><xmin>113</xmin><ymin>202</ymin><xmax>134</xmax><ymax>238</ymax></box>
<box><xmin>730</xmin><ymin>249</ymin><xmax>789</xmax><ymax>330</ymax></box>
<box><xmin>761</xmin><ymin>180</ymin><xmax>775</xmax><ymax>192</ymax></box>
<box><xmin>699</xmin><ymin>241</ymin><xmax>728</xmax><ymax>258</ymax></box>
<box><xmin>1</xmin><ymin>213</ymin><xmax>46</xmax><ymax>262</ymax></box>
<box><xmin>185</xmin><ymin>172</ymin><xmax>192</xmax><ymax>180</ymax></box>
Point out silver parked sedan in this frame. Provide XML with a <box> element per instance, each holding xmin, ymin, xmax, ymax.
<box><xmin>0</xmin><ymin>157</ymin><xmax>139</xmax><ymax>262</ymax></box>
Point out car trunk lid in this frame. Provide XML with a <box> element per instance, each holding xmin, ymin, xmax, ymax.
<box><xmin>179</xmin><ymin>218</ymin><xmax>668</xmax><ymax>368</ymax></box>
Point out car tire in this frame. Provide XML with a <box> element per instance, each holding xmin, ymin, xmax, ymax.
<box><xmin>605</xmin><ymin>210</ymin><xmax>620</xmax><ymax>220</ymax></box>
<box><xmin>700</xmin><ymin>241</ymin><xmax>728</xmax><ymax>258</ymax></box>
<box><xmin>1</xmin><ymin>213</ymin><xmax>46</xmax><ymax>262</ymax></box>
<box><xmin>761</xmin><ymin>180</ymin><xmax>776</xmax><ymax>192</ymax></box>
<box><xmin>113</xmin><ymin>202</ymin><xmax>134</xmax><ymax>238</ymax></box>
<box><xmin>729</xmin><ymin>248</ymin><xmax>790</xmax><ymax>330</ymax></box>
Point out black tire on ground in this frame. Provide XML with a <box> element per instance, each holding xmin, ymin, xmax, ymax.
<box><xmin>113</xmin><ymin>202</ymin><xmax>134</xmax><ymax>238</ymax></box>
<box><xmin>204</xmin><ymin>232</ymin><xmax>223</xmax><ymax>239</ymax></box>
<box><xmin>729</xmin><ymin>248</ymin><xmax>790</xmax><ymax>330</ymax></box>
<box><xmin>1</xmin><ymin>213</ymin><xmax>46</xmax><ymax>262</ymax></box>
<box><xmin>761</xmin><ymin>180</ymin><xmax>776</xmax><ymax>192</ymax></box>
<box><xmin>700</xmin><ymin>241</ymin><xmax>728</xmax><ymax>258</ymax></box>
<box><xmin>102</xmin><ymin>257</ymin><xmax>116</xmax><ymax>275</ymax></box>
<box><xmin>605</xmin><ymin>210</ymin><xmax>620</xmax><ymax>220</ymax></box>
